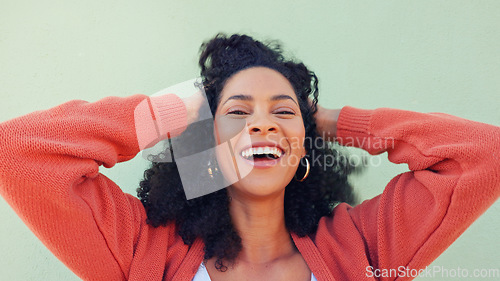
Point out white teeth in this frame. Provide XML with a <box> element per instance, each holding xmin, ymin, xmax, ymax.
<box><xmin>240</xmin><ymin>146</ymin><xmax>283</xmax><ymax>159</ymax></box>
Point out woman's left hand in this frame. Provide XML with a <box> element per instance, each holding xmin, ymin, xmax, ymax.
<box><xmin>312</xmin><ymin>101</ymin><xmax>341</xmax><ymax>142</ymax></box>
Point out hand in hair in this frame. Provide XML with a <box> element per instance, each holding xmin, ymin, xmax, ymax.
<box><xmin>311</xmin><ymin>99</ymin><xmax>341</xmax><ymax>142</ymax></box>
<box><xmin>182</xmin><ymin>90</ymin><xmax>207</xmax><ymax>125</ymax></box>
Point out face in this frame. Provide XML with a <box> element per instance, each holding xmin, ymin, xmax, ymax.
<box><xmin>214</xmin><ymin>67</ymin><xmax>306</xmax><ymax>199</ymax></box>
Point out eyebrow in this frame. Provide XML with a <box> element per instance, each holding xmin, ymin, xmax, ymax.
<box><xmin>223</xmin><ymin>94</ymin><xmax>298</xmax><ymax>105</ymax></box>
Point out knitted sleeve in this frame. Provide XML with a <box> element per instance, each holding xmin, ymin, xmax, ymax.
<box><xmin>324</xmin><ymin>107</ymin><xmax>499</xmax><ymax>279</ymax></box>
<box><xmin>0</xmin><ymin>94</ymin><xmax>187</xmax><ymax>280</ymax></box>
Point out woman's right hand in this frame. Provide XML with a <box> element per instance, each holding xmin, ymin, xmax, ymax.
<box><xmin>182</xmin><ymin>90</ymin><xmax>208</xmax><ymax>125</ymax></box>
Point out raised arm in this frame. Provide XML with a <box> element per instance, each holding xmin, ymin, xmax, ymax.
<box><xmin>0</xmin><ymin>94</ymin><xmax>187</xmax><ymax>280</ymax></box>
<box><xmin>314</xmin><ymin>106</ymin><xmax>499</xmax><ymax>279</ymax></box>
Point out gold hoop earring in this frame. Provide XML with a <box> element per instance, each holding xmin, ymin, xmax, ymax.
<box><xmin>207</xmin><ymin>160</ymin><xmax>218</xmax><ymax>179</ymax></box>
<box><xmin>294</xmin><ymin>157</ymin><xmax>310</xmax><ymax>182</ymax></box>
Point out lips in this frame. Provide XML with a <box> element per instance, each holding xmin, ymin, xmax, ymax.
<box><xmin>240</xmin><ymin>146</ymin><xmax>283</xmax><ymax>159</ymax></box>
<box><xmin>238</xmin><ymin>142</ymin><xmax>286</xmax><ymax>168</ymax></box>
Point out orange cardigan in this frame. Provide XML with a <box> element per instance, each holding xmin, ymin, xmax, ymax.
<box><xmin>0</xmin><ymin>94</ymin><xmax>498</xmax><ymax>281</ymax></box>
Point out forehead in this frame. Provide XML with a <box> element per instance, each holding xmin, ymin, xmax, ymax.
<box><xmin>220</xmin><ymin>67</ymin><xmax>297</xmax><ymax>101</ymax></box>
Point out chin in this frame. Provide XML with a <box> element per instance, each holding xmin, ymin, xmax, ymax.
<box><xmin>228</xmin><ymin>173</ymin><xmax>293</xmax><ymax>199</ymax></box>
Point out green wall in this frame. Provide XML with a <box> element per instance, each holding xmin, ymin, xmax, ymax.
<box><xmin>1</xmin><ymin>0</ymin><xmax>498</xmax><ymax>280</ymax></box>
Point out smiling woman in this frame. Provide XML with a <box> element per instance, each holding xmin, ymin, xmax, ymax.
<box><xmin>138</xmin><ymin>35</ymin><xmax>357</xmax><ymax>280</ymax></box>
<box><xmin>0</xmin><ymin>33</ymin><xmax>499</xmax><ymax>281</ymax></box>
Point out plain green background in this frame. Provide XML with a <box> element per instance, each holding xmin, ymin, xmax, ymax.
<box><xmin>1</xmin><ymin>0</ymin><xmax>499</xmax><ymax>280</ymax></box>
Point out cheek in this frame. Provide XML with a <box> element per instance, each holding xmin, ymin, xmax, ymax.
<box><xmin>283</xmin><ymin>122</ymin><xmax>306</xmax><ymax>156</ymax></box>
<box><xmin>213</xmin><ymin>116</ymin><xmax>247</xmax><ymax>144</ymax></box>
<box><xmin>213</xmin><ymin>116</ymin><xmax>254</xmax><ymax>184</ymax></box>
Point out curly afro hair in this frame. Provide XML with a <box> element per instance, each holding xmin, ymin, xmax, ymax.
<box><xmin>137</xmin><ymin>33</ymin><xmax>357</xmax><ymax>271</ymax></box>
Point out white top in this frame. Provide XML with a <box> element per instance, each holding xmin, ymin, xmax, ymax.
<box><xmin>192</xmin><ymin>262</ymin><xmax>318</xmax><ymax>281</ymax></box>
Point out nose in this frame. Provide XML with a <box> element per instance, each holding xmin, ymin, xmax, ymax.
<box><xmin>247</xmin><ymin>113</ymin><xmax>278</xmax><ymax>134</ymax></box>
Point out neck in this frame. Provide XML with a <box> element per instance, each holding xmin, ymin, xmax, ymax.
<box><xmin>228</xmin><ymin>190</ymin><xmax>296</xmax><ymax>264</ymax></box>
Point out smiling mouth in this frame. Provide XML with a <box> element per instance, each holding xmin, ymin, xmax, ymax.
<box><xmin>240</xmin><ymin>146</ymin><xmax>284</xmax><ymax>160</ymax></box>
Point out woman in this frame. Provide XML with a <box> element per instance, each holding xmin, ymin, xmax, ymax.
<box><xmin>0</xmin><ymin>33</ymin><xmax>499</xmax><ymax>280</ymax></box>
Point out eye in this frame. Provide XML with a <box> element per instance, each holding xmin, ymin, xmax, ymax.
<box><xmin>274</xmin><ymin>110</ymin><xmax>296</xmax><ymax>115</ymax></box>
<box><xmin>228</xmin><ymin>110</ymin><xmax>249</xmax><ymax>115</ymax></box>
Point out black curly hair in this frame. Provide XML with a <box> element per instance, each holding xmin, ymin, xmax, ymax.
<box><xmin>137</xmin><ymin>33</ymin><xmax>357</xmax><ymax>271</ymax></box>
